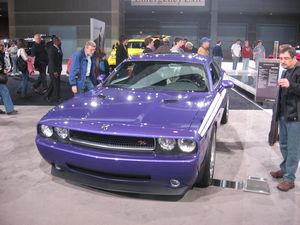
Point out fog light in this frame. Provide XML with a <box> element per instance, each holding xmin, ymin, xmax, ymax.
<box><xmin>54</xmin><ymin>164</ymin><xmax>62</xmax><ymax>171</ymax></box>
<box><xmin>170</xmin><ymin>179</ymin><xmax>180</xmax><ymax>188</ymax></box>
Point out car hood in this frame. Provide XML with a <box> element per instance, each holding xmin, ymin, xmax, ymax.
<box><xmin>41</xmin><ymin>87</ymin><xmax>213</xmax><ymax>137</ymax></box>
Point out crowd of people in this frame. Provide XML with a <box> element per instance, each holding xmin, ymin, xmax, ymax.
<box><xmin>230</xmin><ymin>39</ymin><xmax>266</xmax><ymax>71</ymax></box>
<box><xmin>114</xmin><ymin>35</ymin><xmax>267</xmax><ymax>73</ymax></box>
<box><xmin>0</xmin><ymin>34</ymin><xmax>291</xmax><ymax>116</ymax></box>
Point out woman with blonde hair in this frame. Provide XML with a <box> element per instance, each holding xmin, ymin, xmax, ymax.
<box><xmin>17</xmin><ymin>38</ymin><xmax>30</xmax><ymax>98</ymax></box>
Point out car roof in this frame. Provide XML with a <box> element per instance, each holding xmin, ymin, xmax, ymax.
<box><xmin>128</xmin><ymin>53</ymin><xmax>212</xmax><ymax>65</ymax></box>
<box><xmin>128</xmin><ymin>38</ymin><xmax>145</xmax><ymax>42</ymax></box>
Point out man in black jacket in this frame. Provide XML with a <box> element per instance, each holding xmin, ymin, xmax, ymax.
<box><xmin>212</xmin><ymin>41</ymin><xmax>223</xmax><ymax>68</ymax></box>
<box><xmin>143</xmin><ymin>37</ymin><xmax>154</xmax><ymax>53</ymax></box>
<box><xmin>32</xmin><ymin>34</ymin><xmax>48</xmax><ymax>93</ymax></box>
<box><xmin>116</xmin><ymin>35</ymin><xmax>128</xmax><ymax>66</ymax></box>
<box><xmin>270</xmin><ymin>44</ymin><xmax>300</xmax><ymax>191</ymax></box>
<box><xmin>44</xmin><ymin>37</ymin><xmax>63</xmax><ymax>103</ymax></box>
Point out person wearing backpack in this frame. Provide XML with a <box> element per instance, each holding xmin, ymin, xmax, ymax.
<box><xmin>17</xmin><ymin>39</ymin><xmax>30</xmax><ymax>98</ymax></box>
<box><xmin>95</xmin><ymin>49</ymin><xmax>109</xmax><ymax>81</ymax></box>
<box><xmin>69</xmin><ymin>40</ymin><xmax>97</xmax><ymax>95</ymax></box>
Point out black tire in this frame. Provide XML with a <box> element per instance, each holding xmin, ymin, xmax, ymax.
<box><xmin>221</xmin><ymin>95</ymin><xmax>229</xmax><ymax>124</ymax></box>
<box><xmin>195</xmin><ymin>127</ymin><xmax>217</xmax><ymax>188</ymax></box>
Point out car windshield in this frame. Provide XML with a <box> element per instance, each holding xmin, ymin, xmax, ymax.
<box><xmin>127</xmin><ymin>42</ymin><xmax>146</xmax><ymax>49</ymax></box>
<box><xmin>104</xmin><ymin>61</ymin><xmax>209</xmax><ymax>92</ymax></box>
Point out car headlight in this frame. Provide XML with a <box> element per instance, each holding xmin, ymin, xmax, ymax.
<box><xmin>178</xmin><ymin>139</ymin><xmax>196</xmax><ymax>153</ymax></box>
<box><xmin>158</xmin><ymin>138</ymin><xmax>176</xmax><ymax>151</ymax></box>
<box><xmin>54</xmin><ymin>127</ymin><xmax>69</xmax><ymax>139</ymax></box>
<box><xmin>40</xmin><ymin>125</ymin><xmax>53</xmax><ymax>137</ymax></box>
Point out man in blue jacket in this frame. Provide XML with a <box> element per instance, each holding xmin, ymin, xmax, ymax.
<box><xmin>69</xmin><ymin>40</ymin><xmax>97</xmax><ymax>95</ymax></box>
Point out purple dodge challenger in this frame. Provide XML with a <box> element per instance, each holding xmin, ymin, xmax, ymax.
<box><xmin>36</xmin><ymin>53</ymin><xmax>233</xmax><ymax>196</ymax></box>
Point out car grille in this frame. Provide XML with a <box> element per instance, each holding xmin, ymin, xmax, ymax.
<box><xmin>69</xmin><ymin>130</ymin><xmax>156</xmax><ymax>152</ymax></box>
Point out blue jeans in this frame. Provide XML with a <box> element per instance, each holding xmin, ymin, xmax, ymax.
<box><xmin>279</xmin><ymin>117</ymin><xmax>300</xmax><ymax>182</ymax></box>
<box><xmin>255</xmin><ymin>58</ymin><xmax>261</xmax><ymax>70</ymax></box>
<box><xmin>76</xmin><ymin>77</ymin><xmax>95</xmax><ymax>95</ymax></box>
<box><xmin>213</xmin><ymin>56</ymin><xmax>222</xmax><ymax>68</ymax></box>
<box><xmin>19</xmin><ymin>71</ymin><xmax>29</xmax><ymax>96</ymax></box>
<box><xmin>11</xmin><ymin>56</ymin><xmax>18</xmax><ymax>74</ymax></box>
<box><xmin>0</xmin><ymin>84</ymin><xmax>14</xmax><ymax>113</ymax></box>
<box><xmin>242</xmin><ymin>58</ymin><xmax>249</xmax><ymax>70</ymax></box>
<box><xmin>232</xmin><ymin>57</ymin><xmax>239</xmax><ymax>70</ymax></box>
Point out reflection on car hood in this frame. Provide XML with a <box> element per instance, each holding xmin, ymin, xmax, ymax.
<box><xmin>41</xmin><ymin>87</ymin><xmax>213</xmax><ymax>137</ymax></box>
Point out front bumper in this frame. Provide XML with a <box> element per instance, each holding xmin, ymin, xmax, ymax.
<box><xmin>52</xmin><ymin>165</ymin><xmax>190</xmax><ymax>196</ymax></box>
<box><xmin>36</xmin><ymin>136</ymin><xmax>200</xmax><ymax>196</ymax></box>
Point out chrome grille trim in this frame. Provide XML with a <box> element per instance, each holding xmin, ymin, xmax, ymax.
<box><xmin>69</xmin><ymin>137</ymin><xmax>156</xmax><ymax>152</ymax></box>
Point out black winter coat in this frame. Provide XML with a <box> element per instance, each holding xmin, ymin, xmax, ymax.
<box><xmin>276</xmin><ymin>63</ymin><xmax>300</xmax><ymax>121</ymax></box>
<box><xmin>116</xmin><ymin>44</ymin><xmax>128</xmax><ymax>66</ymax></box>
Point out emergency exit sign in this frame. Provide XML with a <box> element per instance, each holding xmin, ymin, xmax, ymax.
<box><xmin>131</xmin><ymin>0</ymin><xmax>206</xmax><ymax>7</ymax></box>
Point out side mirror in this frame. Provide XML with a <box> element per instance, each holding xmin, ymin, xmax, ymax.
<box><xmin>97</xmin><ymin>74</ymin><xmax>107</xmax><ymax>85</ymax></box>
<box><xmin>222</xmin><ymin>80</ymin><xmax>234</xmax><ymax>89</ymax></box>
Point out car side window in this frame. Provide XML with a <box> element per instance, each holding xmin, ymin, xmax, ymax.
<box><xmin>210</xmin><ymin>62</ymin><xmax>221</xmax><ymax>88</ymax></box>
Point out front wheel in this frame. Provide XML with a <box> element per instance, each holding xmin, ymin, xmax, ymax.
<box><xmin>195</xmin><ymin>127</ymin><xmax>217</xmax><ymax>187</ymax></box>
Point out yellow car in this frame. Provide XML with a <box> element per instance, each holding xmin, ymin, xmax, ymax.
<box><xmin>127</xmin><ymin>38</ymin><xmax>146</xmax><ymax>57</ymax></box>
<box><xmin>108</xmin><ymin>38</ymin><xmax>146</xmax><ymax>68</ymax></box>
<box><xmin>108</xmin><ymin>36</ymin><xmax>170</xmax><ymax>68</ymax></box>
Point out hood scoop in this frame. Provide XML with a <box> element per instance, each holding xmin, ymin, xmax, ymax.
<box><xmin>163</xmin><ymin>99</ymin><xmax>179</xmax><ymax>103</ymax></box>
<box><xmin>97</xmin><ymin>93</ymin><xmax>107</xmax><ymax>99</ymax></box>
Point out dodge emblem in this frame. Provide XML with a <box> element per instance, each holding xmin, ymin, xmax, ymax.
<box><xmin>137</xmin><ymin>140</ymin><xmax>148</xmax><ymax>146</ymax></box>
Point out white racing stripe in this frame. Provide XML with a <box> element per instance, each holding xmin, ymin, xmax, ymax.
<box><xmin>198</xmin><ymin>89</ymin><xmax>227</xmax><ymax>137</ymax></box>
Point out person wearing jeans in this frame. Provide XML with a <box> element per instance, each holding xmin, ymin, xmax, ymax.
<box><xmin>69</xmin><ymin>40</ymin><xmax>97</xmax><ymax>95</ymax></box>
<box><xmin>0</xmin><ymin>84</ymin><xmax>17</xmax><ymax>114</ymax></box>
<box><xmin>253</xmin><ymin>40</ymin><xmax>266</xmax><ymax>70</ymax></box>
<box><xmin>270</xmin><ymin>44</ymin><xmax>300</xmax><ymax>191</ymax></box>
<box><xmin>231</xmin><ymin>39</ymin><xmax>241</xmax><ymax>70</ymax></box>
<box><xmin>8</xmin><ymin>41</ymin><xmax>18</xmax><ymax>75</ymax></box>
<box><xmin>242</xmin><ymin>40</ymin><xmax>253</xmax><ymax>71</ymax></box>
<box><xmin>17</xmin><ymin>39</ymin><xmax>30</xmax><ymax>98</ymax></box>
<box><xmin>0</xmin><ymin>43</ymin><xmax>17</xmax><ymax>115</ymax></box>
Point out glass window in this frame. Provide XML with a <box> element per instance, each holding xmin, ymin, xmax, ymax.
<box><xmin>104</xmin><ymin>61</ymin><xmax>209</xmax><ymax>92</ymax></box>
<box><xmin>127</xmin><ymin>42</ymin><xmax>146</xmax><ymax>49</ymax></box>
<box><xmin>210</xmin><ymin>62</ymin><xmax>220</xmax><ymax>87</ymax></box>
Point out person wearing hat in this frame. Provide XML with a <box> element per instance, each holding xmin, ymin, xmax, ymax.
<box><xmin>197</xmin><ymin>37</ymin><xmax>210</xmax><ymax>56</ymax></box>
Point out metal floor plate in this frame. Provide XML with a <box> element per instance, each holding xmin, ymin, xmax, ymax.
<box><xmin>243</xmin><ymin>177</ymin><xmax>270</xmax><ymax>195</ymax></box>
<box><xmin>211</xmin><ymin>176</ymin><xmax>270</xmax><ymax>195</ymax></box>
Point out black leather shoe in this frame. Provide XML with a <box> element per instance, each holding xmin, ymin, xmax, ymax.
<box><xmin>0</xmin><ymin>109</ymin><xmax>6</xmax><ymax>114</ymax></box>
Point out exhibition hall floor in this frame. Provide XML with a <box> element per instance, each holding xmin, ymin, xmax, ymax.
<box><xmin>1</xmin><ymin>105</ymin><xmax>299</xmax><ymax>225</ymax></box>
